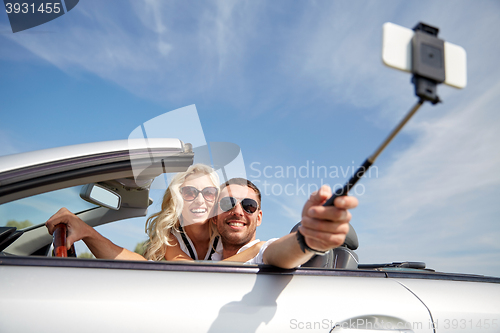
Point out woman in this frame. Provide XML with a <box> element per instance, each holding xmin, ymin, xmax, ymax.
<box><xmin>46</xmin><ymin>163</ymin><xmax>261</xmax><ymax>262</ymax></box>
<box><xmin>144</xmin><ymin>163</ymin><xmax>220</xmax><ymax>261</ymax></box>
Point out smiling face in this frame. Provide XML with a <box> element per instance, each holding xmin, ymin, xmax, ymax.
<box><xmin>214</xmin><ymin>184</ymin><xmax>262</xmax><ymax>249</ymax></box>
<box><xmin>180</xmin><ymin>173</ymin><xmax>218</xmax><ymax>226</ymax></box>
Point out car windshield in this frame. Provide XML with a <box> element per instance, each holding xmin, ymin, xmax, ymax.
<box><xmin>0</xmin><ymin>186</ymin><xmax>97</xmax><ymax>230</ymax></box>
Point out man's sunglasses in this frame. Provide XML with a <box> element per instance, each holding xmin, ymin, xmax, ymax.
<box><xmin>218</xmin><ymin>197</ymin><xmax>259</xmax><ymax>214</ymax></box>
<box><xmin>179</xmin><ymin>186</ymin><xmax>218</xmax><ymax>202</ymax></box>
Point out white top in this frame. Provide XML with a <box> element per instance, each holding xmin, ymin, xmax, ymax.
<box><xmin>0</xmin><ymin>138</ymin><xmax>183</xmax><ymax>174</ymax></box>
<box><xmin>171</xmin><ymin>228</ymin><xmax>218</xmax><ymax>260</ymax></box>
<box><xmin>210</xmin><ymin>238</ymin><xmax>278</xmax><ymax>264</ymax></box>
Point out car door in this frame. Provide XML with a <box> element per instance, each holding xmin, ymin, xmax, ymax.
<box><xmin>0</xmin><ymin>259</ymin><xmax>433</xmax><ymax>333</ymax></box>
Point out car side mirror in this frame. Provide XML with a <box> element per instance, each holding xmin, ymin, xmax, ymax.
<box><xmin>80</xmin><ymin>184</ymin><xmax>121</xmax><ymax>210</ymax></box>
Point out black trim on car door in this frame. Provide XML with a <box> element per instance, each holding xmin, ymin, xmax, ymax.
<box><xmin>1</xmin><ymin>256</ymin><xmax>499</xmax><ymax>283</ymax></box>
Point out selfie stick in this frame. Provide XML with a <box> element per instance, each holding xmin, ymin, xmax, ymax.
<box><xmin>323</xmin><ymin>98</ymin><xmax>424</xmax><ymax>206</ymax></box>
<box><xmin>324</xmin><ymin>22</ymin><xmax>446</xmax><ymax>207</ymax></box>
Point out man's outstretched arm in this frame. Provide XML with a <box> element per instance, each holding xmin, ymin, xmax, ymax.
<box><xmin>263</xmin><ymin>185</ymin><xmax>358</xmax><ymax>269</ymax></box>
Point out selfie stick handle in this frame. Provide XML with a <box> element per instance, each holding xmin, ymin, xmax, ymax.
<box><xmin>324</xmin><ymin>99</ymin><xmax>425</xmax><ymax>206</ymax></box>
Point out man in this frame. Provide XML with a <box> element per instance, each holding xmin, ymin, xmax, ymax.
<box><xmin>210</xmin><ymin>178</ymin><xmax>357</xmax><ymax>269</ymax></box>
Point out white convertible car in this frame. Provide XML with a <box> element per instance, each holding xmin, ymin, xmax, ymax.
<box><xmin>1</xmin><ymin>139</ymin><xmax>499</xmax><ymax>333</ymax></box>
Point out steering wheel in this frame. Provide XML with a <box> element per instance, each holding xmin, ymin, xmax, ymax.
<box><xmin>52</xmin><ymin>224</ymin><xmax>76</xmax><ymax>257</ymax></box>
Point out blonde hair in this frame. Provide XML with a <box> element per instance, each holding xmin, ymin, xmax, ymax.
<box><xmin>143</xmin><ymin>164</ymin><xmax>220</xmax><ymax>261</ymax></box>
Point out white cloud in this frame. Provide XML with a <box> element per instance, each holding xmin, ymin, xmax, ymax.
<box><xmin>0</xmin><ymin>130</ymin><xmax>20</xmax><ymax>156</ymax></box>
<box><xmin>2</xmin><ymin>1</ymin><xmax>498</xmax><ymax>115</ymax></box>
<box><xmin>133</xmin><ymin>0</ymin><xmax>167</xmax><ymax>34</ymax></box>
<box><xmin>363</xmin><ymin>78</ymin><xmax>500</xmax><ymax>220</ymax></box>
<box><xmin>1</xmin><ymin>1</ymin><xmax>271</xmax><ymax>104</ymax></box>
<box><xmin>266</xmin><ymin>195</ymin><xmax>302</xmax><ymax>222</ymax></box>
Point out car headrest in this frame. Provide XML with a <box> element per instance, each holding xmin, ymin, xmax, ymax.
<box><xmin>290</xmin><ymin>222</ymin><xmax>358</xmax><ymax>250</ymax></box>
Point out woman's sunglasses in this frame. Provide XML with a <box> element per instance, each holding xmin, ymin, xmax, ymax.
<box><xmin>180</xmin><ymin>186</ymin><xmax>218</xmax><ymax>202</ymax></box>
<box><xmin>218</xmin><ymin>197</ymin><xmax>259</xmax><ymax>214</ymax></box>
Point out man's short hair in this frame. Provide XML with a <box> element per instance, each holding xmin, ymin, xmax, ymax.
<box><xmin>220</xmin><ymin>178</ymin><xmax>262</xmax><ymax>206</ymax></box>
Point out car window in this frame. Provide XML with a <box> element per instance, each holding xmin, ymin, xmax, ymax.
<box><xmin>86</xmin><ymin>185</ymin><xmax>184</xmax><ymax>259</ymax></box>
<box><xmin>0</xmin><ymin>186</ymin><xmax>97</xmax><ymax>230</ymax></box>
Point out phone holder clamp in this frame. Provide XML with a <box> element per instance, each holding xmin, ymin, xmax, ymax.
<box><xmin>411</xmin><ymin>22</ymin><xmax>445</xmax><ymax>105</ymax></box>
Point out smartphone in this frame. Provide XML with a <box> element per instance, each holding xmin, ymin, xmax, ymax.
<box><xmin>382</xmin><ymin>22</ymin><xmax>467</xmax><ymax>89</ymax></box>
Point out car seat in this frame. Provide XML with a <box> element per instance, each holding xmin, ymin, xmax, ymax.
<box><xmin>289</xmin><ymin>223</ymin><xmax>359</xmax><ymax>269</ymax></box>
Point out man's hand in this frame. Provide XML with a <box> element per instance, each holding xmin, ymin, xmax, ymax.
<box><xmin>263</xmin><ymin>185</ymin><xmax>358</xmax><ymax>269</ymax></box>
<box><xmin>299</xmin><ymin>185</ymin><xmax>358</xmax><ymax>252</ymax></box>
<box><xmin>45</xmin><ymin>208</ymin><xmax>93</xmax><ymax>250</ymax></box>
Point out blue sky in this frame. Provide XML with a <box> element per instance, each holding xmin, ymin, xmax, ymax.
<box><xmin>1</xmin><ymin>0</ymin><xmax>500</xmax><ymax>277</ymax></box>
